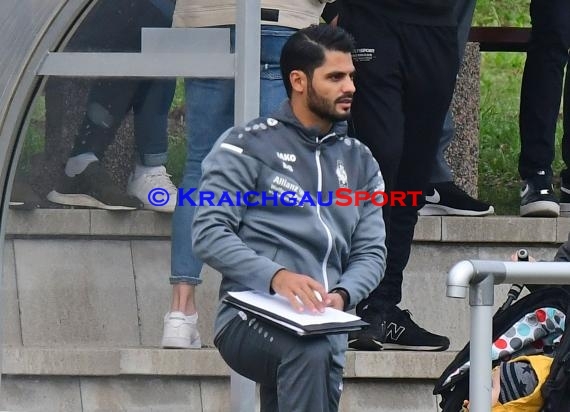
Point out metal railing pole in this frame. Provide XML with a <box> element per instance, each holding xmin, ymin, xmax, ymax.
<box><xmin>231</xmin><ymin>0</ymin><xmax>260</xmax><ymax>411</ymax></box>
<box><xmin>468</xmin><ymin>276</ymin><xmax>494</xmax><ymax>412</ymax></box>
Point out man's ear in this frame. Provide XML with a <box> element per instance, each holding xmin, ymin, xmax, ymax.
<box><xmin>289</xmin><ymin>70</ymin><xmax>307</xmax><ymax>94</ymax></box>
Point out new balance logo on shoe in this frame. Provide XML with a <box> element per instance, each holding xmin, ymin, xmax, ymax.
<box><xmin>385</xmin><ymin>322</ymin><xmax>405</xmax><ymax>341</ymax></box>
<box><xmin>349</xmin><ymin>306</ymin><xmax>450</xmax><ymax>351</ymax></box>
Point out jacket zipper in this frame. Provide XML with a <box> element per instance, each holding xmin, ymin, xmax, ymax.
<box><xmin>314</xmin><ymin>133</ymin><xmax>335</xmax><ymax>291</ymax></box>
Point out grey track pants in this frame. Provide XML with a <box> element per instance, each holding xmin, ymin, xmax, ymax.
<box><xmin>215</xmin><ymin>312</ymin><xmax>347</xmax><ymax>412</ymax></box>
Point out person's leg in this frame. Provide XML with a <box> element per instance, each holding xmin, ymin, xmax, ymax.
<box><xmin>422</xmin><ymin>0</ymin><xmax>494</xmax><ymax>217</ymax></box>
<box><xmin>338</xmin><ymin>9</ymin><xmax>404</xmax><ymax>351</ymax></box>
<box><xmin>69</xmin><ymin>80</ymin><xmax>140</xmax><ymax>160</ymax></box>
<box><xmin>46</xmin><ymin>80</ymin><xmax>144</xmax><ymax>211</ymax></box>
<box><xmin>128</xmin><ymin>78</ymin><xmax>178</xmax><ymax>212</ymax></box>
<box><xmin>518</xmin><ymin>0</ymin><xmax>570</xmax><ymax>216</ymax></box>
<box><xmin>430</xmin><ymin>0</ymin><xmax>476</xmax><ymax>184</ymax></box>
<box><xmin>162</xmin><ymin>76</ymin><xmax>234</xmax><ymax>348</ymax></box>
<box><xmin>164</xmin><ymin>25</ymin><xmax>294</xmax><ymax>347</ymax></box>
<box><xmin>373</xmin><ymin>22</ymin><xmax>458</xmax><ymax>351</ymax></box>
<box><xmin>348</xmin><ymin>18</ymin><xmax>458</xmax><ymax>352</ymax></box>
<box><xmin>338</xmin><ymin>7</ymin><xmax>406</xmax><ymax>229</ymax></box>
<box><xmin>132</xmin><ymin>79</ymin><xmax>175</xmax><ymax>166</ymax></box>
<box><xmin>215</xmin><ymin>315</ymin><xmax>345</xmax><ymax>412</ymax></box>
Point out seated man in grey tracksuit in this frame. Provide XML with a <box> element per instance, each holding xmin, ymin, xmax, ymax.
<box><xmin>191</xmin><ymin>25</ymin><xmax>386</xmax><ymax>411</ymax></box>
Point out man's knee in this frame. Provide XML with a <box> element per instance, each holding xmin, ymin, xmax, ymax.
<box><xmin>292</xmin><ymin>337</ymin><xmax>334</xmax><ymax>367</ymax></box>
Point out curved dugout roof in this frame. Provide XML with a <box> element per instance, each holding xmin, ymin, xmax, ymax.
<box><xmin>0</xmin><ymin>0</ymin><xmax>90</xmax><ymax>223</ymax></box>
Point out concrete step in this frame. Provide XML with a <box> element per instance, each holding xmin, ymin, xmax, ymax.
<box><xmin>1</xmin><ymin>209</ymin><xmax>568</xmax><ymax>410</ymax></box>
<box><xmin>0</xmin><ymin>346</ymin><xmax>456</xmax><ymax>412</ymax></box>
<box><xmin>3</xmin><ymin>209</ymin><xmax>567</xmax><ymax>350</ymax></box>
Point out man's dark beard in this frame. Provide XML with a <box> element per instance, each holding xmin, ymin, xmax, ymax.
<box><xmin>307</xmin><ymin>81</ymin><xmax>352</xmax><ymax>123</ymax></box>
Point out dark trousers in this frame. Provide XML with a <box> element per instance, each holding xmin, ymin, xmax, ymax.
<box><xmin>518</xmin><ymin>0</ymin><xmax>570</xmax><ymax>181</ymax></box>
<box><xmin>215</xmin><ymin>314</ymin><xmax>346</xmax><ymax>412</ymax></box>
<box><xmin>66</xmin><ymin>0</ymin><xmax>176</xmax><ymax>163</ymax></box>
<box><xmin>339</xmin><ymin>9</ymin><xmax>458</xmax><ymax>311</ymax></box>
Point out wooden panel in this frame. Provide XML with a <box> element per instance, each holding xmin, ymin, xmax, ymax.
<box><xmin>469</xmin><ymin>27</ymin><xmax>531</xmax><ymax>52</ymax></box>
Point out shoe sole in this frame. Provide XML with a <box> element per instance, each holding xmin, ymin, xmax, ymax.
<box><xmin>520</xmin><ymin>201</ymin><xmax>560</xmax><ymax>217</ymax></box>
<box><xmin>161</xmin><ymin>336</ymin><xmax>201</xmax><ymax>349</ymax></box>
<box><xmin>142</xmin><ymin>203</ymin><xmax>175</xmax><ymax>213</ymax></box>
<box><xmin>347</xmin><ymin>338</ymin><xmax>383</xmax><ymax>351</ymax></box>
<box><xmin>381</xmin><ymin>343</ymin><xmax>449</xmax><ymax>351</ymax></box>
<box><xmin>418</xmin><ymin>204</ymin><xmax>495</xmax><ymax>216</ymax></box>
<box><xmin>47</xmin><ymin>191</ymin><xmax>137</xmax><ymax>211</ymax></box>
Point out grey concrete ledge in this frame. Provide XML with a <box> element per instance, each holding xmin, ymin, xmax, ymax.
<box><xmin>6</xmin><ymin>209</ymin><xmax>570</xmax><ymax>243</ymax></box>
<box><xmin>6</xmin><ymin>209</ymin><xmax>172</xmax><ymax>237</ymax></box>
<box><xmin>1</xmin><ymin>347</ymin><xmax>457</xmax><ymax>379</ymax></box>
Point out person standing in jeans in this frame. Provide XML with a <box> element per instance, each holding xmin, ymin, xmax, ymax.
<box><xmin>161</xmin><ymin>0</ymin><xmax>336</xmax><ymax>349</ymax></box>
<box><xmin>518</xmin><ymin>0</ymin><xmax>570</xmax><ymax>217</ymax></box>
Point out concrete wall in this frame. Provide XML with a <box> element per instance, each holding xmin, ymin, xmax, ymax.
<box><xmin>3</xmin><ymin>210</ymin><xmax>567</xmax><ymax>350</ymax></box>
<box><xmin>1</xmin><ymin>210</ymin><xmax>568</xmax><ymax>411</ymax></box>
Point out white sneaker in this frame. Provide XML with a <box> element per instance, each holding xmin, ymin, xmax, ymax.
<box><xmin>127</xmin><ymin>166</ymin><xmax>177</xmax><ymax>213</ymax></box>
<box><xmin>161</xmin><ymin>311</ymin><xmax>202</xmax><ymax>349</ymax></box>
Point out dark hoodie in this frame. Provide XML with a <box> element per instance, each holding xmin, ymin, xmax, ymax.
<box><xmin>343</xmin><ymin>0</ymin><xmax>456</xmax><ymax>26</ymax></box>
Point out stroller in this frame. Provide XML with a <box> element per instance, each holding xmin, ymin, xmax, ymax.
<box><xmin>433</xmin><ymin>285</ymin><xmax>570</xmax><ymax>411</ymax></box>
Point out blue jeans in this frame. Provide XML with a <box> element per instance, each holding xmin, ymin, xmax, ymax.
<box><xmin>170</xmin><ymin>25</ymin><xmax>294</xmax><ymax>284</ymax></box>
<box><xmin>430</xmin><ymin>0</ymin><xmax>477</xmax><ymax>183</ymax></box>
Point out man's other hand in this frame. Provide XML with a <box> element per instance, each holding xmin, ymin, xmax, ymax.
<box><xmin>327</xmin><ymin>292</ymin><xmax>345</xmax><ymax>311</ymax></box>
<box><xmin>271</xmin><ymin>270</ymin><xmax>329</xmax><ymax>313</ymax></box>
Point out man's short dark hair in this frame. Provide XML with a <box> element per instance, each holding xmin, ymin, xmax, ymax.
<box><xmin>280</xmin><ymin>24</ymin><xmax>355</xmax><ymax>98</ymax></box>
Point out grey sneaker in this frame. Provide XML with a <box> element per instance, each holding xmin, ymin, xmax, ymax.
<box><xmin>47</xmin><ymin>161</ymin><xmax>142</xmax><ymax>210</ymax></box>
<box><xmin>560</xmin><ymin>180</ymin><xmax>570</xmax><ymax>217</ymax></box>
<box><xmin>520</xmin><ymin>172</ymin><xmax>559</xmax><ymax>217</ymax></box>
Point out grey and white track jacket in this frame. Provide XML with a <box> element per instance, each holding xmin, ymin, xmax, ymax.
<box><xmin>191</xmin><ymin>101</ymin><xmax>387</xmax><ymax>337</ymax></box>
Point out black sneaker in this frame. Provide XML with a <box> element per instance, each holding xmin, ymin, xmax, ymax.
<box><xmin>560</xmin><ymin>180</ymin><xmax>570</xmax><ymax>217</ymax></box>
<box><xmin>520</xmin><ymin>172</ymin><xmax>559</xmax><ymax>217</ymax></box>
<box><xmin>47</xmin><ymin>161</ymin><xmax>142</xmax><ymax>210</ymax></box>
<box><xmin>418</xmin><ymin>182</ymin><xmax>494</xmax><ymax>216</ymax></box>
<box><xmin>349</xmin><ymin>306</ymin><xmax>450</xmax><ymax>351</ymax></box>
<box><xmin>348</xmin><ymin>312</ymin><xmax>385</xmax><ymax>351</ymax></box>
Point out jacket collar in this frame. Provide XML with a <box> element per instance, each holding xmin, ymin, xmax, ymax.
<box><xmin>271</xmin><ymin>100</ymin><xmax>349</xmax><ymax>145</ymax></box>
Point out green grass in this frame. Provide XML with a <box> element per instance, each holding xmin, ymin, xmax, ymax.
<box><xmin>18</xmin><ymin>96</ymin><xmax>46</xmax><ymax>175</ymax></box>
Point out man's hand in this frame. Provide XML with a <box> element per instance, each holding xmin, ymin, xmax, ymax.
<box><xmin>327</xmin><ymin>292</ymin><xmax>345</xmax><ymax>311</ymax></box>
<box><xmin>509</xmin><ymin>251</ymin><xmax>536</xmax><ymax>262</ymax></box>
<box><xmin>271</xmin><ymin>269</ymin><xmax>329</xmax><ymax>313</ymax></box>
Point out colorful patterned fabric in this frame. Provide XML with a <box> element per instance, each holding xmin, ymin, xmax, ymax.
<box><xmin>444</xmin><ymin>307</ymin><xmax>565</xmax><ymax>386</ymax></box>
